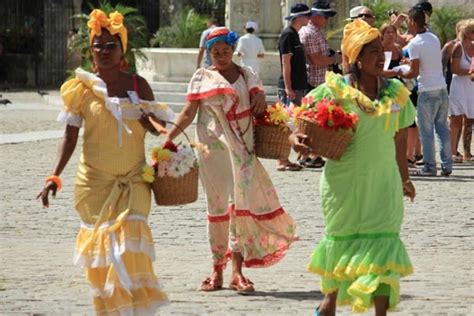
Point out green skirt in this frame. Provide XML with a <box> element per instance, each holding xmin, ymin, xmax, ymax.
<box><xmin>307</xmin><ymin>233</ymin><xmax>413</xmax><ymax>312</ymax></box>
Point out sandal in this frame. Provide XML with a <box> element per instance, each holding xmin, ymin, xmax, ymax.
<box><xmin>229</xmin><ymin>275</ymin><xmax>255</xmax><ymax>294</ymax></box>
<box><xmin>452</xmin><ymin>155</ymin><xmax>463</xmax><ymax>163</ymax></box>
<box><xmin>199</xmin><ymin>274</ymin><xmax>223</xmax><ymax>292</ymax></box>
<box><xmin>304</xmin><ymin>157</ymin><xmax>325</xmax><ymax>168</ymax></box>
<box><xmin>276</xmin><ymin>163</ymin><xmax>303</xmax><ymax>171</ymax></box>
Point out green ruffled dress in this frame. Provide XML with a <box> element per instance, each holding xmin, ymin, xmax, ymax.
<box><xmin>306</xmin><ymin>73</ymin><xmax>415</xmax><ymax>312</ymax></box>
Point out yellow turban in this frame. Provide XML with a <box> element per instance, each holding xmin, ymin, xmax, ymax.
<box><xmin>341</xmin><ymin>19</ymin><xmax>380</xmax><ymax>64</ymax></box>
<box><xmin>87</xmin><ymin>9</ymin><xmax>128</xmax><ymax>53</ymax></box>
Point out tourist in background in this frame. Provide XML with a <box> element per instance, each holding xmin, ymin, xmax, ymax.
<box><xmin>197</xmin><ymin>18</ymin><xmax>218</xmax><ymax>69</ymax></box>
<box><xmin>448</xmin><ymin>19</ymin><xmax>474</xmax><ymax>162</ymax></box>
<box><xmin>235</xmin><ymin>20</ymin><xmax>265</xmax><ymax>75</ymax></box>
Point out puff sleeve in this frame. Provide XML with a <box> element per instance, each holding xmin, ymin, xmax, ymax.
<box><xmin>56</xmin><ymin>78</ymin><xmax>87</xmax><ymax>127</ymax></box>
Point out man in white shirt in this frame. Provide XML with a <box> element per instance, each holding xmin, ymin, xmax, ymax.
<box><xmin>236</xmin><ymin>21</ymin><xmax>265</xmax><ymax>74</ymax></box>
<box><xmin>400</xmin><ymin>7</ymin><xmax>452</xmax><ymax>176</ymax></box>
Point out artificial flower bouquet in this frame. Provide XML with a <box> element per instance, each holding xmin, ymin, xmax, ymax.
<box><xmin>143</xmin><ymin>140</ymin><xmax>204</xmax><ymax>206</ymax></box>
<box><xmin>294</xmin><ymin>96</ymin><xmax>357</xmax><ymax>160</ymax></box>
<box><xmin>253</xmin><ymin>102</ymin><xmax>292</xmax><ymax>159</ymax></box>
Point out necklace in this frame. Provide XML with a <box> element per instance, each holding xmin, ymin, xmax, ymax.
<box><xmin>352</xmin><ymin>76</ymin><xmax>381</xmax><ymax>114</ymax></box>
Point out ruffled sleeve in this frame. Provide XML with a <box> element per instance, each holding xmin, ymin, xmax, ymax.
<box><xmin>57</xmin><ymin>78</ymin><xmax>87</xmax><ymax>127</ymax></box>
<box><xmin>186</xmin><ymin>68</ymin><xmax>235</xmax><ymax>102</ymax></box>
<box><xmin>242</xmin><ymin>66</ymin><xmax>264</xmax><ymax>95</ymax></box>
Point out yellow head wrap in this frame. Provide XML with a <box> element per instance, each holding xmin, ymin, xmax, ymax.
<box><xmin>87</xmin><ymin>9</ymin><xmax>128</xmax><ymax>53</ymax></box>
<box><xmin>341</xmin><ymin>19</ymin><xmax>380</xmax><ymax>64</ymax></box>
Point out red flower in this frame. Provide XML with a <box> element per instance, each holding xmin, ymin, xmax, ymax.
<box><xmin>300</xmin><ymin>98</ymin><xmax>358</xmax><ymax>131</ymax></box>
<box><xmin>163</xmin><ymin>141</ymin><xmax>178</xmax><ymax>152</ymax></box>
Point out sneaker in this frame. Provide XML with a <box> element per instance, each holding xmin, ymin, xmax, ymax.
<box><xmin>441</xmin><ymin>169</ymin><xmax>452</xmax><ymax>177</ymax></box>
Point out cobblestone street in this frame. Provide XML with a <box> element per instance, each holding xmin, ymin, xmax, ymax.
<box><xmin>0</xmin><ymin>93</ymin><xmax>473</xmax><ymax>315</ymax></box>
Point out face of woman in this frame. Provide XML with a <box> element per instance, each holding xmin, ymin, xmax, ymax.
<box><xmin>209</xmin><ymin>41</ymin><xmax>234</xmax><ymax>70</ymax></box>
<box><xmin>383</xmin><ymin>27</ymin><xmax>396</xmax><ymax>44</ymax></box>
<box><xmin>357</xmin><ymin>37</ymin><xmax>385</xmax><ymax>77</ymax></box>
<box><xmin>91</xmin><ymin>29</ymin><xmax>123</xmax><ymax>70</ymax></box>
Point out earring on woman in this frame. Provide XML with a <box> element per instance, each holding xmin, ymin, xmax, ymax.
<box><xmin>357</xmin><ymin>60</ymin><xmax>362</xmax><ymax>70</ymax></box>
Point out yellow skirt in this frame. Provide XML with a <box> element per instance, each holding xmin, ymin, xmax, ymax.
<box><xmin>74</xmin><ymin>215</ymin><xmax>169</xmax><ymax>315</ymax></box>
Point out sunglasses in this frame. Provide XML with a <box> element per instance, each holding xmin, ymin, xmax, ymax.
<box><xmin>91</xmin><ymin>41</ymin><xmax>120</xmax><ymax>52</ymax></box>
<box><xmin>358</xmin><ymin>13</ymin><xmax>376</xmax><ymax>19</ymax></box>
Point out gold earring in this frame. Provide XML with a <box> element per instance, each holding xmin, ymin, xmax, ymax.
<box><xmin>357</xmin><ymin>61</ymin><xmax>362</xmax><ymax>70</ymax></box>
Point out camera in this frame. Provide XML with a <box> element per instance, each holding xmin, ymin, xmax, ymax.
<box><xmin>387</xmin><ymin>9</ymin><xmax>399</xmax><ymax>17</ymax></box>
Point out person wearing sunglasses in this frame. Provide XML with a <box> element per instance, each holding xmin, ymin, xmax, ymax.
<box><xmin>342</xmin><ymin>6</ymin><xmax>377</xmax><ymax>73</ymax></box>
<box><xmin>37</xmin><ymin>9</ymin><xmax>174</xmax><ymax>315</ymax></box>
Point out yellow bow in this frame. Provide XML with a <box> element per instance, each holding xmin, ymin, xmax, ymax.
<box><xmin>88</xmin><ymin>9</ymin><xmax>128</xmax><ymax>53</ymax></box>
<box><xmin>341</xmin><ymin>19</ymin><xmax>380</xmax><ymax>64</ymax></box>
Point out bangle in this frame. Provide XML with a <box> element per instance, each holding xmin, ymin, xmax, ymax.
<box><xmin>402</xmin><ymin>179</ymin><xmax>412</xmax><ymax>185</ymax></box>
<box><xmin>45</xmin><ymin>175</ymin><xmax>62</xmax><ymax>191</ymax></box>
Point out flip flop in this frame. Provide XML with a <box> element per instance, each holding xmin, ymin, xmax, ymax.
<box><xmin>276</xmin><ymin>163</ymin><xmax>302</xmax><ymax>171</ymax></box>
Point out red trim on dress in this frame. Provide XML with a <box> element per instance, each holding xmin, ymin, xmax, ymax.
<box><xmin>186</xmin><ymin>88</ymin><xmax>236</xmax><ymax>101</ymax></box>
<box><xmin>244</xmin><ymin>244</ymin><xmax>290</xmax><ymax>268</ymax></box>
<box><xmin>208</xmin><ymin>213</ymin><xmax>230</xmax><ymax>223</ymax></box>
<box><xmin>249</xmin><ymin>87</ymin><xmax>263</xmax><ymax>95</ymax></box>
<box><xmin>213</xmin><ymin>249</ymin><xmax>232</xmax><ymax>271</ymax></box>
<box><xmin>226</xmin><ymin>109</ymin><xmax>252</xmax><ymax>121</ymax></box>
<box><xmin>234</xmin><ymin>207</ymin><xmax>285</xmax><ymax>221</ymax></box>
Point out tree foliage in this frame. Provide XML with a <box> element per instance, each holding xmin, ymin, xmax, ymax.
<box><xmin>430</xmin><ymin>6</ymin><xmax>468</xmax><ymax>46</ymax></box>
<box><xmin>70</xmin><ymin>0</ymin><xmax>149</xmax><ymax>74</ymax></box>
<box><xmin>150</xmin><ymin>8</ymin><xmax>208</xmax><ymax>48</ymax></box>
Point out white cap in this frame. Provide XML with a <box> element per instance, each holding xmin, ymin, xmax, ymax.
<box><xmin>347</xmin><ymin>6</ymin><xmax>368</xmax><ymax>21</ymax></box>
<box><xmin>245</xmin><ymin>21</ymin><xmax>258</xmax><ymax>31</ymax></box>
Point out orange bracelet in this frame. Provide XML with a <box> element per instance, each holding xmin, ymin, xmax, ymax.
<box><xmin>45</xmin><ymin>175</ymin><xmax>62</xmax><ymax>191</ymax></box>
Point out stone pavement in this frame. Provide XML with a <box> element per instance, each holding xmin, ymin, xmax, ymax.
<box><xmin>0</xmin><ymin>92</ymin><xmax>473</xmax><ymax>316</ymax></box>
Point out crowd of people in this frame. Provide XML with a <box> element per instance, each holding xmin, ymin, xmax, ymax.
<box><xmin>38</xmin><ymin>1</ymin><xmax>472</xmax><ymax>315</ymax></box>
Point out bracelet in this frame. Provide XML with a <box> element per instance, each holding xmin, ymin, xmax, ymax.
<box><xmin>45</xmin><ymin>175</ymin><xmax>62</xmax><ymax>191</ymax></box>
<box><xmin>402</xmin><ymin>179</ymin><xmax>412</xmax><ymax>185</ymax></box>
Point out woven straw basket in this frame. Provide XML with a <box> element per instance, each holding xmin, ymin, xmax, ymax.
<box><xmin>152</xmin><ymin>165</ymin><xmax>199</xmax><ymax>206</ymax></box>
<box><xmin>254</xmin><ymin>124</ymin><xmax>292</xmax><ymax>159</ymax></box>
<box><xmin>296</xmin><ymin>117</ymin><xmax>353</xmax><ymax>160</ymax></box>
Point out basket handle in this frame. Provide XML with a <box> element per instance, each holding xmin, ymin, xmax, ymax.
<box><xmin>163</xmin><ymin>120</ymin><xmax>194</xmax><ymax>147</ymax></box>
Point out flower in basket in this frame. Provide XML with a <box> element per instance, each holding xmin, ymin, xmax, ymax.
<box><xmin>254</xmin><ymin>102</ymin><xmax>291</xmax><ymax>130</ymax></box>
<box><xmin>143</xmin><ymin>140</ymin><xmax>200</xmax><ymax>182</ymax></box>
<box><xmin>297</xmin><ymin>98</ymin><xmax>358</xmax><ymax>131</ymax></box>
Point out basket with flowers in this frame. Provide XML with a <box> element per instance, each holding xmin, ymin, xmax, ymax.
<box><xmin>294</xmin><ymin>96</ymin><xmax>358</xmax><ymax>160</ymax></box>
<box><xmin>253</xmin><ymin>102</ymin><xmax>292</xmax><ymax>159</ymax></box>
<box><xmin>142</xmin><ymin>138</ymin><xmax>206</xmax><ymax>206</ymax></box>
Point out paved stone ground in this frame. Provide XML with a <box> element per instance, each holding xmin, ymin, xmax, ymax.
<box><xmin>0</xmin><ymin>93</ymin><xmax>473</xmax><ymax>315</ymax></box>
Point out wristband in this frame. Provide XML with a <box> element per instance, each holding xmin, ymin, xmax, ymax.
<box><xmin>45</xmin><ymin>175</ymin><xmax>62</xmax><ymax>191</ymax></box>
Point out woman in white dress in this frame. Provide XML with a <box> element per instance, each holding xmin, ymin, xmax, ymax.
<box><xmin>449</xmin><ymin>19</ymin><xmax>474</xmax><ymax>162</ymax></box>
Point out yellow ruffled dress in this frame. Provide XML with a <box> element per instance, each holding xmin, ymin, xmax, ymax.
<box><xmin>59</xmin><ymin>69</ymin><xmax>172</xmax><ymax>315</ymax></box>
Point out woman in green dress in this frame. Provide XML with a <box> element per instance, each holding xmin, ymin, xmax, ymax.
<box><xmin>290</xmin><ymin>20</ymin><xmax>416</xmax><ymax>315</ymax></box>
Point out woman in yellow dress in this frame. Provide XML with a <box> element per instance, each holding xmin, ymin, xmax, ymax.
<box><xmin>37</xmin><ymin>9</ymin><xmax>172</xmax><ymax>315</ymax></box>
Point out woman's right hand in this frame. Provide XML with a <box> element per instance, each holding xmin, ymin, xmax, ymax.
<box><xmin>36</xmin><ymin>180</ymin><xmax>58</xmax><ymax>208</ymax></box>
<box><xmin>290</xmin><ymin>132</ymin><xmax>312</xmax><ymax>155</ymax></box>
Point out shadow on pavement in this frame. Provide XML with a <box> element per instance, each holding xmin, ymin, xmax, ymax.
<box><xmin>250</xmin><ymin>290</ymin><xmax>323</xmax><ymax>301</ymax></box>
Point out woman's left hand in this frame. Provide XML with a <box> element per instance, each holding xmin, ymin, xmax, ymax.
<box><xmin>250</xmin><ymin>91</ymin><xmax>266</xmax><ymax>116</ymax></box>
<box><xmin>403</xmin><ymin>180</ymin><xmax>416</xmax><ymax>202</ymax></box>
<box><xmin>139</xmin><ymin>110</ymin><xmax>167</xmax><ymax>135</ymax></box>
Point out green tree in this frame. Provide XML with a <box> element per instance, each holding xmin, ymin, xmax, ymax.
<box><xmin>430</xmin><ymin>6</ymin><xmax>468</xmax><ymax>46</ymax></box>
<box><xmin>70</xmin><ymin>0</ymin><xmax>149</xmax><ymax>74</ymax></box>
<box><xmin>150</xmin><ymin>8</ymin><xmax>208</xmax><ymax>48</ymax></box>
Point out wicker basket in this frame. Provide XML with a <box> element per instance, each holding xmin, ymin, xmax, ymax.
<box><xmin>296</xmin><ymin>117</ymin><xmax>353</xmax><ymax>160</ymax></box>
<box><xmin>152</xmin><ymin>165</ymin><xmax>199</xmax><ymax>206</ymax></box>
<box><xmin>254</xmin><ymin>124</ymin><xmax>291</xmax><ymax>159</ymax></box>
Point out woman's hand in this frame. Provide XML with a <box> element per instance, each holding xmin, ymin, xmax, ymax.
<box><xmin>139</xmin><ymin>110</ymin><xmax>167</xmax><ymax>135</ymax></box>
<box><xmin>250</xmin><ymin>91</ymin><xmax>266</xmax><ymax>116</ymax></box>
<box><xmin>290</xmin><ymin>132</ymin><xmax>312</xmax><ymax>155</ymax></box>
<box><xmin>403</xmin><ymin>180</ymin><xmax>416</xmax><ymax>202</ymax></box>
<box><xmin>36</xmin><ymin>181</ymin><xmax>58</xmax><ymax>208</ymax></box>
